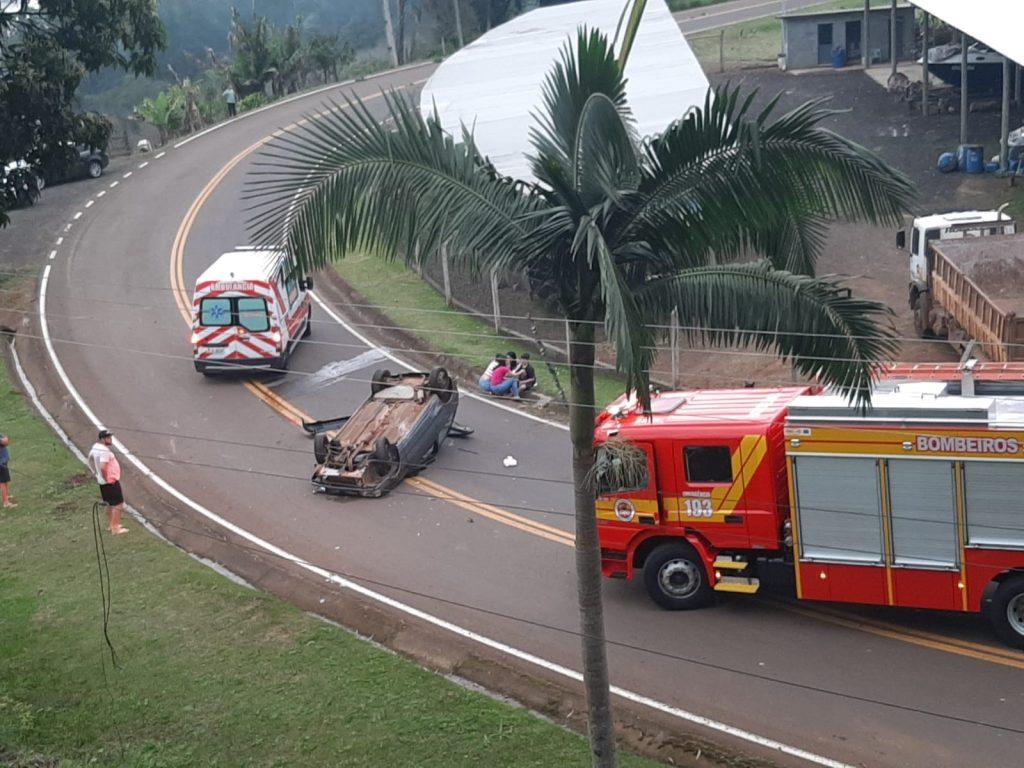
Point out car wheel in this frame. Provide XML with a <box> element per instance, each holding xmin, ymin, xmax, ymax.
<box><xmin>987</xmin><ymin>575</ymin><xmax>1024</xmax><ymax>649</ymax></box>
<box><xmin>34</xmin><ymin>174</ymin><xmax>45</xmax><ymax>192</ymax></box>
<box><xmin>643</xmin><ymin>543</ymin><xmax>714</xmax><ymax>611</ymax></box>
<box><xmin>313</xmin><ymin>433</ymin><xmax>328</xmax><ymax>465</ymax></box>
<box><xmin>427</xmin><ymin>367</ymin><xmax>454</xmax><ymax>402</ymax></box>
<box><xmin>88</xmin><ymin>160</ymin><xmax>103</xmax><ymax>179</ymax></box>
<box><xmin>302</xmin><ymin>307</ymin><xmax>312</xmax><ymax>338</ymax></box>
<box><xmin>371</xmin><ymin>369</ymin><xmax>391</xmax><ymax>395</ymax></box>
<box><xmin>370</xmin><ymin>437</ymin><xmax>400</xmax><ymax>479</ymax></box>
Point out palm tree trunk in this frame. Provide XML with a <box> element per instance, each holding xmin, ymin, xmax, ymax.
<box><xmin>380</xmin><ymin>0</ymin><xmax>399</xmax><ymax>67</ymax></box>
<box><xmin>568</xmin><ymin>321</ymin><xmax>618</xmax><ymax>768</ymax></box>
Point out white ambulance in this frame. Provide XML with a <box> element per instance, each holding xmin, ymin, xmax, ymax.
<box><xmin>190</xmin><ymin>247</ymin><xmax>312</xmax><ymax>374</ymax></box>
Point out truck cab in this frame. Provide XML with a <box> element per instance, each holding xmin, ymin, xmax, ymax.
<box><xmin>594</xmin><ymin>387</ymin><xmax>811</xmax><ymax>608</ymax></box>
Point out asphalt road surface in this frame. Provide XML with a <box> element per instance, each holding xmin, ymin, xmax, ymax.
<box><xmin>673</xmin><ymin>0</ymin><xmax>826</xmax><ymax>33</ymax></box>
<box><xmin>11</xmin><ymin>61</ymin><xmax>1024</xmax><ymax>768</ymax></box>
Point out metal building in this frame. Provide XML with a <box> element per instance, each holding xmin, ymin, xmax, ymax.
<box><xmin>780</xmin><ymin>4</ymin><xmax>916</xmax><ymax>71</ymax></box>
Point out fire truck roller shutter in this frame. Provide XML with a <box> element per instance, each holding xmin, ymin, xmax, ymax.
<box><xmin>793</xmin><ymin>456</ymin><xmax>883</xmax><ymax>564</ymax></box>
<box><xmin>887</xmin><ymin>459</ymin><xmax>959</xmax><ymax>569</ymax></box>
<box><xmin>963</xmin><ymin>461</ymin><xmax>1024</xmax><ymax>548</ymax></box>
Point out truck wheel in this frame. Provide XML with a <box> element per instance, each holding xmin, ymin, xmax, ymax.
<box><xmin>987</xmin><ymin>575</ymin><xmax>1024</xmax><ymax>649</ymax></box>
<box><xmin>643</xmin><ymin>543</ymin><xmax>714</xmax><ymax>610</ymax></box>
<box><xmin>426</xmin><ymin>367</ymin><xmax>453</xmax><ymax>402</ymax></box>
<box><xmin>313</xmin><ymin>433</ymin><xmax>328</xmax><ymax>465</ymax></box>
<box><xmin>371</xmin><ymin>369</ymin><xmax>391</xmax><ymax>395</ymax></box>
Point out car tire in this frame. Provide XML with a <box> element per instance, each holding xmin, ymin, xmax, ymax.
<box><xmin>987</xmin><ymin>574</ymin><xmax>1024</xmax><ymax>649</ymax></box>
<box><xmin>88</xmin><ymin>160</ymin><xmax>103</xmax><ymax>179</ymax></box>
<box><xmin>643</xmin><ymin>542</ymin><xmax>714</xmax><ymax>611</ymax></box>
<box><xmin>427</xmin><ymin>367</ymin><xmax>454</xmax><ymax>402</ymax></box>
<box><xmin>313</xmin><ymin>433</ymin><xmax>328</xmax><ymax>465</ymax></box>
<box><xmin>370</xmin><ymin>437</ymin><xmax>400</xmax><ymax>480</ymax></box>
<box><xmin>34</xmin><ymin>174</ymin><xmax>45</xmax><ymax>192</ymax></box>
<box><xmin>371</xmin><ymin>369</ymin><xmax>391</xmax><ymax>395</ymax></box>
<box><xmin>302</xmin><ymin>307</ymin><xmax>312</xmax><ymax>338</ymax></box>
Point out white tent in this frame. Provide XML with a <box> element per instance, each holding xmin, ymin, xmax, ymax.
<box><xmin>419</xmin><ymin>0</ymin><xmax>710</xmax><ymax>182</ymax></box>
<box><xmin>912</xmin><ymin>0</ymin><xmax>1023</xmax><ymax>66</ymax></box>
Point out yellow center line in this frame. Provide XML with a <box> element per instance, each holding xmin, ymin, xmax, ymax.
<box><xmin>166</xmin><ymin>75</ymin><xmax>1024</xmax><ymax>672</ymax></box>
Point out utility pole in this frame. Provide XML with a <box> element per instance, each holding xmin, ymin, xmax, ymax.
<box><xmin>960</xmin><ymin>34</ymin><xmax>969</xmax><ymax>145</ymax></box>
<box><xmin>453</xmin><ymin>0</ymin><xmax>465</xmax><ymax>48</ymax></box>
<box><xmin>921</xmin><ymin>12</ymin><xmax>929</xmax><ymax>117</ymax></box>
<box><xmin>380</xmin><ymin>0</ymin><xmax>399</xmax><ymax>67</ymax></box>
<box><xmin>862</xmin><ymin>0</ymin><xmax>869</xmax><ymax>69</ymax></box>
<box><xmin>889</xmin><ymin>0</ymin><xmax>897</xmax><ymax>78</ymax></box>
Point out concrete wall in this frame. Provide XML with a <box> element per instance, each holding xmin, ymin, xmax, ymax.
<box><xmin>782</xmin><ymin>7</ymin><xmax>916</xmax><ymax>71</ymax></box>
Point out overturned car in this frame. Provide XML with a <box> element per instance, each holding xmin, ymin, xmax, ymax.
<box><xmin>305</xmin><ymin>367</ymin><xmax>471</xmax><ymax>497</ymax></box>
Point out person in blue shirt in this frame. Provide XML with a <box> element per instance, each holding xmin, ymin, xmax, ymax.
<box><xmin>0</xmin><ymin>434</ymin><xmax>14</xmax><ymax>508</ymax></box>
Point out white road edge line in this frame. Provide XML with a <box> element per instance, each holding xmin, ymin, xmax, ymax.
<box><xmin>55</xmin><ymin>237</ymin><xmax>63</xmax><ymax>245</ymax></box>
<box><xmin>48</xmin><ymin>250</ymin><xmax>56</xmax><ymax>261</ymax></box>
<box><xmin>72</xmin><ymin>211</ymin><xmax>82</xmax><ymax>220</ymax></box>
<box><xmin>123</xmin><ymin>171</ymin><xmax>132</xmax><ymax>179</ymax></box>
<box><xmin>139</xmin><ymin>161</ymin><xmax>149</xmax><ymax>169</ymax></box>
<box><xmin>155</xmin><ymin>151</ymin><xmax>166</xmax><ymax>159</ymax></box>
<box><xmin>109</xmin><ymin>181</ymin><xmax>119</xmax><ymax>188</ymax></box>
<box><xmin>85</xmin><ymin>200</ymin><xmax>94</xmax><ymax>208</ymax></box>
<box><xmin>97</xmin><ymin>190</ymin><xmax>106</xmax><ymax>198</ymax></box>
<box><xmin>33</xmin><ymin>265</ymin><xmax>850</xmax><ymax>768</ymax></box>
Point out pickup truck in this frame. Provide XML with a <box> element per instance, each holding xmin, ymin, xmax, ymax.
<box><xmin>900</xmin><ymin>209</ymin><xmax>1024</xmax><ymax>360</ymax></box>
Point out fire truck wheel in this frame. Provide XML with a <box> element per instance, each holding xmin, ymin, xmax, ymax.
<box><xmin>371</xmin><ymin>369</ymin><xmax>392</xmax><ymax>395</ymax></box>
<box><xmin>988</xmin><ymin>575</ymin><xmax>1024</xmax><ymax>648</ymax></box>
<box><xmin>313</xmin><ymin>433</ymin><xmax>328</xmax><ymax>465</ymax></box>
<box><xmin>643</xmin><ymin>543</ymin><xmax>714</xmax><ymax>610</ymax></box>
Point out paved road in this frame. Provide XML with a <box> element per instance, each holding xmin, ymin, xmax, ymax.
<box><xmin>8</xmin><ymin>63</ymin><xmax>1024</xmax><ymax>768</ymax></box>
<box><xmin>673</xmin><ymin>0</ymin><xmax>826</xmax><ymax>34</ymax></box>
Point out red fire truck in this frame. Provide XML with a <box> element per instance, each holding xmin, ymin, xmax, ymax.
<box><xmin>595</xmin><ymin>365</ymin><xmax>1024</xmax><ymax>647</ymax></box>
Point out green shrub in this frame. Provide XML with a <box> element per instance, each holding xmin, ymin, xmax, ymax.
<box><xmin>238</xmin><ymin>91</ymin><xmax>269</xmax><ymax>113</ymax></box>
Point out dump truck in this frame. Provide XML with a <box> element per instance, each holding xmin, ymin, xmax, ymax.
<box><xmin>595</xmin><ymin>369</ymin><xmax>1024</xmax><ymax>648</ymax></box>
<box><xmin>901</xmin><ymin>209</ymin><xmax>1024</xmax><ymax>360</ymax></box>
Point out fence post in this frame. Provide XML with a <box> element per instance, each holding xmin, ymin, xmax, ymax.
<box><xmin>490</xmin><ymin>267</ymin><xmax>501</xmax><ymax>331</ymax></box>
<box><xmin>440</xmin><ymin>242</ymin><xmax>452</xmax><ymax>306</ymax></box>
<box><xmin>719</xmin><ymin>29</ymin><xmax>725</xmax><ymax>74</ymax></box>
<box><xmin>565</xmin><ymin>319</ymin><xmax>572</xmax><ymax>364</ymax></box>
<box><xmin>670</xmin><ymin>307</ymin><xmax>680</xmax><ymax>389</ymax></box>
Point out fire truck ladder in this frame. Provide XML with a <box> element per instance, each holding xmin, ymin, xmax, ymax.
<box><xmin>712</xmin><ymin>556</ymin><xmax>760</xmax><ymax>594</ymax></box>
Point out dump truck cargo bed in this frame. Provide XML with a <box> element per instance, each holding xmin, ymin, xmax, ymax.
<box><xmin>930</xmin><ymin>235</ymin><xmax>1024</xmax><ymax>362</ymax></box>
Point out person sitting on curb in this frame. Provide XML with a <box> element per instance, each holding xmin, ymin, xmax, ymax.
<box><xmin>514</xmin><ymin>352</ymin><xmax>537</xmax><ymax>394</ymax></box>
<box><xmin>488</xmin><ymin>357</ymin><xmax>520</xmax><ymax>400</ymax></box>
<box><xmin>479</xmin><ymin>353</ymin><xmax>504</xmax><ymax>393</ymax></box>
<box><xmin>0</xmin><ymin>433</ymin><xmax>15</xmax><ymax>508</ymax></box>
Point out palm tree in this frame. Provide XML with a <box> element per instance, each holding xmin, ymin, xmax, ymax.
<box><xmin>246</xmin><ymin>29</ymin><xmax>913</xmax><ymax>766</ymax></box>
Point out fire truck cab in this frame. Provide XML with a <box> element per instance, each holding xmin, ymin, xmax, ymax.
<box><xmin>596</xmin><ymin>375</ymin><xmax>1024</xmax><ymax>648</ymax></box>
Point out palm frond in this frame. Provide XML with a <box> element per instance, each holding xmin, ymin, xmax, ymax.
<box><xmin>636</xmin><ymin>262</ymin><xmax>899</xmax><ymax>406</ymax></box>
<box><xmin>616</xmin><ymin>84</ymin><xmax>914</xmax><ymax>271</ymax></box>
<box><xmin>244</xmin><ymin>90</ymin><xmax>539</xmax><ymax>275</ymax></box>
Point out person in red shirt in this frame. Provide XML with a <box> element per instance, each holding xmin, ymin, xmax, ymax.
<box><xmin>87</xmin><ymin>430</ymin><xmax>128</xmax><ymax>535</ymax></box>
<box><xmin>489</xmin><ymin>360</ymin><xmax>521</xmax><ymax>399</ymax></box>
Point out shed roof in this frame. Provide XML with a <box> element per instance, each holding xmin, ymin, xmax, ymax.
<box><xmin>913</xmin><ymin>0</ymin><xmax>1023</xmax><ymax>67</ymax></box>
<box><xmin>780</xmin><ymin>3</ymin><xmax>913</xmax><ymax>20</ymax></box>
<box><xmin>419</xmin><ymin>0</ymin><xmax>709</xmax><ymax>182</ymax></box>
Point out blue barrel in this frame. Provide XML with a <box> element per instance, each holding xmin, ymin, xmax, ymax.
<box><xmin>959</xmin><ymin>144</ymin><xmax>984</xmax><ymax>174</ymax></box>
<box><xmin>831</xmin><ymin>47</ymin><xmax>847</xmax><ymax>68</ymax></box>
<box><xmin>937</xmin><ymin>152</ymin><xmax>958</xmax><ymax>173</ymax></box>
<box><xmin>985</xmin><ymin>161</ymin><xmax>1000</xmax><ymax>173</ymax></box>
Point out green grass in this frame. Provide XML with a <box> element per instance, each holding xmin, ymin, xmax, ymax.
<box><xmin>688</xmin><ymin>0</ymin><xmax>869</xmax><ymax>72</ymax></box>
<box><xmin>1003</xmin><ymin>186</ymin><xmax>1024</xmax><ymax>223</ymax></box>
<box><xmin>0</xmin><ymin>360</ymin><xmax>656</xmax><ymax>767</ymax></box>
<box><xmin>333</xmin><ymin>254</ymin><xmax>627</xmax><ymax>410</ymax></box>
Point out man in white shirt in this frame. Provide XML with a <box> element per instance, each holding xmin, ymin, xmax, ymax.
<box><xmin>87</xmin><ymin>430</ymin><xmax>128</xmax><ymax>535</ymax></box>
<box><xmin>223</xmin><ymin>86</ymin><xmax>237</xmax><ymax>117</ymax></box>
